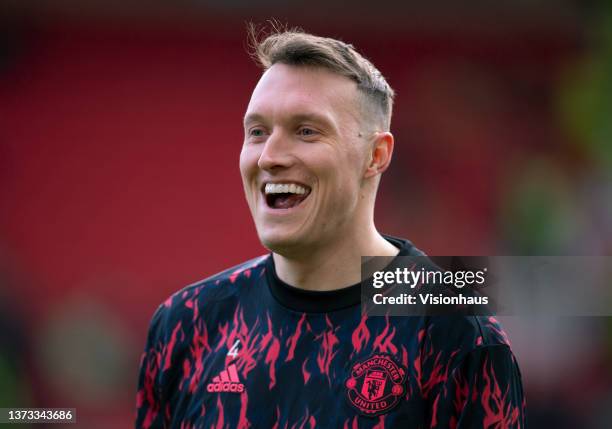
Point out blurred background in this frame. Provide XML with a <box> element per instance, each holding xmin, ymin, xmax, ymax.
<box><xmin>1</xmin><ymin>0</ymin><xmax>611</xmax><ymax>427</ymax></box>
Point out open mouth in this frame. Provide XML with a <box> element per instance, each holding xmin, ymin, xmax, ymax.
<box><xmin>263</xmin><ymin>182</ymin><xmax>312</xmax><ymax>209</ymax></box>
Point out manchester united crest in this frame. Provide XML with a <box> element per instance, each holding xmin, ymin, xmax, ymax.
<box><xmin>345</xmin><ymin>354</ymin><xmax>407</xmax><ymax>416</ymax></box>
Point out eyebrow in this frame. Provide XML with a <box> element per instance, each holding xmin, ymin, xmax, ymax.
<box><xmin>243</xmin><ymin>113</ymin><xmax>266</xmax><ymax>127</ymax></box>
<box><xmin>243</xmin><ymin>111</ymin><xmax>337</xmax><ymax>133</ymax></box>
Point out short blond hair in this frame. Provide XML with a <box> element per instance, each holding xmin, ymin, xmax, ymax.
<box><xmin>249</xmin><ymin>26</ymin><xmax>394</xmax><ymax>131</ymax></box>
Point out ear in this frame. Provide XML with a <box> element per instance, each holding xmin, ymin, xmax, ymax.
<box><xmin>364</xmin><ymin>132</ymin><xmax>394</xmax><ymax>178</ymax></box>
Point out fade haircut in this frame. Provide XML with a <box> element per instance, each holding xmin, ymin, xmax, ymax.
<box><xmin>248</xmin><ymin>25</ymin><xmax>395</xmax><ymax>131</ymax></box>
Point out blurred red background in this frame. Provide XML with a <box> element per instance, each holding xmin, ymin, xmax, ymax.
<box><xmin>1</xmin><ymin>1</ymin><xmax>611</xmax><ymax>428</ymax></box>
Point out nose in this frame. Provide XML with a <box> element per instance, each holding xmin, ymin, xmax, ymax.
<box><xmin>257</xmin><ymin>130</ymin><xmax>295</xmax><ymax>171</ymax></box>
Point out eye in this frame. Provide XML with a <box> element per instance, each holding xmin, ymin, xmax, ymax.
<box><xmin>297</xmin><ymin>127</ymin><xmax>318</xmax><ymax>138</ymax></box>
<box><xmin>247</xmin><ymin>127</ymin><xmax>268</xmax><ymax>141</ymax></box>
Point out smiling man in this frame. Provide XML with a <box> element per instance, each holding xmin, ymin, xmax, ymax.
<box><xmin>135</xmin><ymin>28</ymin><xmax>525</xmax><ymax>428</ymax></box>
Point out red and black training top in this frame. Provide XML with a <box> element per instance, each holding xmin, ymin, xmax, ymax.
<box><xmin>135</xmin><ymin>236</ymin><xmax>525</xmax><ymax>428</ymax></box>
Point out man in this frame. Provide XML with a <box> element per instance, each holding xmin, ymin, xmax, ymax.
<box><xmin>135</xmin><ymin>28</ymin><xmax>525</xmax><ymax>428</ymax></box>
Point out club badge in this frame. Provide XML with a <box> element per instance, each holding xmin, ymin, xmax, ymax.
<box><xmin>345</xmin><ymin>354</ymin><xmax>407</xmax><ymax>416</ymax></box>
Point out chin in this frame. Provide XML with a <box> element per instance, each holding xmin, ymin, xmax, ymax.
<box><xmin>258</xmin><ymin>229</ymin><xmax>309</xmax><ymax>256</ymax></box>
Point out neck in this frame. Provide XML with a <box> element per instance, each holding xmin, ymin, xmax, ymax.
<box><xmin>273</xmin><ymin>225</ymin><xmax>399</xmax><ymax>291</ymax></box>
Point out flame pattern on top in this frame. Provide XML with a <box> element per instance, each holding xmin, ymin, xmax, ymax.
<box><xmin>136</xmin><ymin>253</ymin><xmax>524</xmax><ymax>428</ymax></box>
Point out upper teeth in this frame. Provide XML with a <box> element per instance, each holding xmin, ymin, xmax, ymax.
<box><xmin>265</xmin><ymin>183</ymin><xmax>308</xmax><ymax>195</ymax></box>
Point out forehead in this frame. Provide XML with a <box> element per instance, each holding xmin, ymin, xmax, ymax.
<box><xmin>245</xmin><ymin>64</ymin><xmax>361</xmax><ymax>123</ymax></box>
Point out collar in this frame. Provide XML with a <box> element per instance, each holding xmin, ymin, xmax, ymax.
<box><xmin>265</xmin><ymin>235</ymin><xmax>422</xmax><ymax>313</ymax></box>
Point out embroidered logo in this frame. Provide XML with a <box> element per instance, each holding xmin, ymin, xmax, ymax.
<box><xmin>206</xmin><ymin>363</ymin><xmax>244</xmax><ymax>393</ymax></box>
<box><xmin>345</xmin><ymin>354</ymin><xmax>406</xmax><ymax>416</ymax></box>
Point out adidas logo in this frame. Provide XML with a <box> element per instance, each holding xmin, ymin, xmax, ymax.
<box><xmin>206</xmin><ymin>364</ymin><xmax>245</xmax><ymax>393</ymax></box>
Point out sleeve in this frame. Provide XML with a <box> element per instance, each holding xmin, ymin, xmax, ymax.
<box><xmin>430</xmin><ymin>345</ymin><xmax>526</xmax><ymax>429</ymax></box>
<box><xmin>135</xmin><ymin>305</ymin><xmax>167</xmax><ymax>429</ymax></box>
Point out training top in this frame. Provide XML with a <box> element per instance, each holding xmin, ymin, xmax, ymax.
<box><xmin>135</xmin><ymin>236</ymin><xmax>525</xmax><ymax>428</ymax></box>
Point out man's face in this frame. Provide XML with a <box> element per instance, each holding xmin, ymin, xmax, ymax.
<box><xmin>240</xmin><ymin>64</ymin><xmax>371</xmax><ymax>254</ymax></box>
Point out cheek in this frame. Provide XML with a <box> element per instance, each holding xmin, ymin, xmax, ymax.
<box><xmin>239</xmin><ymin>146</ymin><xmax>261</xmax><ymax>211</ymax></box>
<box><xmin>239</xmin><ymin>145</ymin><xmax>259</xmax><ymax>181</ymax></box>
<box><xmin>339</xmin><ymin>147</ymin><xmax>367</xmax><ymax>187</ymax></box>
<box><xmin>315</xmin><ymin>152</ymin><xmax>363</xmax><ymax>208</ymax></box>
